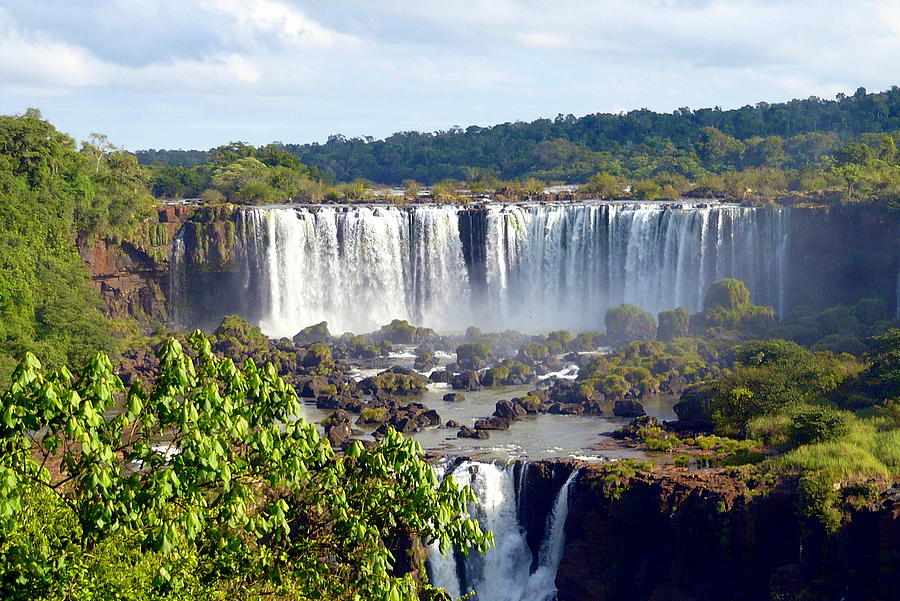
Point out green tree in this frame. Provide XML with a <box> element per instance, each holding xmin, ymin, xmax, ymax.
<box><xmin>0</xmin><ymin>333</ymin><xmax>490</xmax><ymax>600</ymax></box>
<box><xmin>605</xmin><ymin>304</ymin><xmax>656</xmax><ymax>345</ymax></box>
<box><xmin>658</xmin><ymin>308</ymin><xmax>690</xmax><ymax>342</ymax></box>
<box><xmin>581</xmin><ymin>172</ymin><xmax>620</xmax><ymax>198</ymax></box>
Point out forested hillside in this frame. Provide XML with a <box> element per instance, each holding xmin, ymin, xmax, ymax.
<box><xmin>138</xmin><ymin>86</ymin><xmax>900</xmax><ymax>186</ymax></box>
<box><xmin>0</xmin><ymin>110</ymin><xmax>152</xmax><ymax>381</ymax></box>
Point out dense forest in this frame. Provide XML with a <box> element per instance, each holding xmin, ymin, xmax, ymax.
<box><xmin>0</xmin><ymin>110</ymin><xmax>153</xmax><ymax>382</ymax></box>
<box><xmin>137</xmin><ymin>86</ymin><xmax>900</xmax><ymax>209</ymax></box>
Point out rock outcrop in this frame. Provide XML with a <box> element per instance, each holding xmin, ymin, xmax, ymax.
<box><xmin>80</xmin><ymin>205</ymin><xmax>196</xmax><ymax>322</ymax></box>
<box><xmin>550</xmin><ymin>464</ymin><xmax>900</xmax><ymax>601</ymax></box>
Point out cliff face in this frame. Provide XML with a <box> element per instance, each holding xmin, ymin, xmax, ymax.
<box><xmin>79</xmin><ymin>206</ymin><xmax>196</xmax><ymax>323</ymax></box>
<box><xmin>547</xmin><ymin>465</ymin><xmax>900</xmax><ymax>601</ymax></box>
<box><xmin>80</xmin><ymin>204</ymin><xmax>242</xmax><ymax>326</ymax></box>
<box><xmin>786</xmin><ymin>207</ymin><xmax>900</xmax><ymax>311</ymax></box>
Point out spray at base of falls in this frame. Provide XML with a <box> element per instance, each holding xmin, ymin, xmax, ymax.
<box><xmin>428</xmin><ymin>461</ymin><xmax>580</xmax><ymax>601</ymax></box>
<box><xmin>211</xmin><ymin>202</ymin><xmax>789</xmax><ymax>337</ymax></box>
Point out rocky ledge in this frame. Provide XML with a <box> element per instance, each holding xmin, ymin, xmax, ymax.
<box><xmin>546</xmin><ymin>461</ymin><xmax>900</xmax><ymax>601</ymax></box>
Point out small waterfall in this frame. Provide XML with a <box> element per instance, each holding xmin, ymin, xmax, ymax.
<box><xmin>168</xmin><ymin>229</ymin><xmax>186</xmax><ymax>329</ymax></box>
<box><xmin>521</xmin><ymin>470</ymin><xmax>580</xmax><ymax>601</ymax></box>
<box><xmin>428</xmin><ymin>461</ymin><xmax>578</xmax><ymax>601</ymax></box>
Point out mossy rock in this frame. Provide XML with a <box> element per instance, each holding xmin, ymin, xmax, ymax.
<box><xmin>605</xmin><ymin>303</ymin><xmax>656</xmax><ymax>345</ymax></box>
<box><xmin>456</xmin><ymin>342</ymin><xmax>493</xmax><ymax>370</ymax></box>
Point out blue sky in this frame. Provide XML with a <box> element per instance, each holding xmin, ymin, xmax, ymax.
<box><xmin>2</xmin><ymin>0</ymin><xmax>899</xmax><ymax>150</ymax></box>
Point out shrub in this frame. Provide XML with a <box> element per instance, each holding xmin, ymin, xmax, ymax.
<box><xmin>797</xmin><ymin>473</ymin><xmax>842</xmax><ymax>534</ymax></box>
<box><xmin>374</xmin><ymin>319</ymin><xmax>419</xmax><ymax>344</ymax></box>
<box><xmin>645</xmin><ymin>437</ymin><xmax>674</xmax><ymax>451</ymax></box>
<box><xmin>816</xmin><ymin>306</ymin><xmax>860</xmax><ymax>336</ymax></box>
<box><xmin>852</xmin><ymin>298</ymin><xmax>888</xmax><ymax>325</ymax></box>
<box><xmin>359</xmin><ymin>406</ymin><xmax>389</xmax><ymax>424</ymax></box>
<box><xmin>605</xmin><ymin>304</ymin><xmax>656</xmax><ymax>344</ymax></box>
<box><xmin>748</xmin><ymin>412</ymin><xmax>793</xmax><ymax>447</ymax></box>
<box><xmin>547</xmin><ymin>330</ymin><xmax>575</xmax><ymax>346</ymax></box>
<box><xmin>545</xmin><ymin>339</ymin><xmax>564</xmax><ymax>354</ymax></box>
<box><xmin>704</xmin><ymin>278</ymin><xmax>751</xmax><ymax>311</ymax></box>
<box><xmin>658</xmin><ymin>308</ymin><xmax>690</xmax><ymax>342</ymax></box>
<box><xmin>789</xmin><ymin>406</ymin><xmax>851</xmax><ymax>446</ymax></box>
<box><xmin>213</xmin><ymin>315</ymin><xmax>269</xmax><ymax>348</ymax></box>
<box><xmin>303</xmin><ymin>343</ymin><xmax>335</xmax><ymax>372</ymax></box>
<box><xmin>456</xmin><ymin>342</ymin><xmax>493</xmax><ymax>370</ymax></box>
<box><xmin>364</xmin><ymin>372</ymin><xmax>427</xmax><ymax>395</ymax></box>
<box><xmin>571</xmin><ymin>332</ymin><xmax>597</xmax><ymax>351</ymax></box>
<box><xmin>599</xmin><ymin>460</ymin><xmax>654</xmax><ymax>500</ymax></box>
<box><xmin>518</xmin><ymin>343</ymin><xmax>549</xmax><ymax>360</ymax></box>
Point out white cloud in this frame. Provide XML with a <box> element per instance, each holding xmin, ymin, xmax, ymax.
<box><xmin>204</xmin><ymin>0</ymin><xmax>357</xmax><ymax>48</ymax></box>
<box><xmin>0</xmin><ymin>8</ymin><xmax>105</xmax><ymax>86</ymax></box>
<box><xmin>1</xmin><ymin>0</ymin><xmax>899</xmax><ymax>149</ymax></box>
<box><xmin>121</xmin><ymin>53</ymin><xmax>262</xmax><ymax>91</ymax></box>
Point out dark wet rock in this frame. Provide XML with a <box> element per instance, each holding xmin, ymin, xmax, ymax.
<box><xmin>341</xmin><ymin>438</ymin><xmax>378</xmax><ymax>452</ymax></box>
<box><xmin>299</xmin><ymin>375</ymin><xmax>333</xmax><ymax>398</ymax></box>
<box><xmin>446</xmin><ymin>419</ymin><xmax>462</xmax><ymax>428</ymax></box>
<box><xmin>419</xmin><ymin>409</ymin><xmax>442</xmax><ymax>427</ymax></box>
<box><xmin>292</xmin><ymin>321</ymin><xmax>331</xmax><ymax>345</ymax></box>
<box><xmin>316</xmin><ymin>395</ymin><xmax>365</xmax><ymax>412</ymax></box>
<box><xmin>515</xmin><ymin>397</ymin><xmax>545</xmax><ymax>414</ymax></box>
<box><xmin>443</xmin><ymin>392</ymin><xmax>465</xmax><ymax>403</ymax></box>
<box><xmin>325</xmin><ymin>422</ymin><xmax>352</xmax><ymax>448</ymax></box>
<box><xmin>391</xmin><ymin>417</ymin><xmax>419</xmax><ymax>434</ymax></box>
<box><xmin>475</xmin><ymin>417</ymin><xmax>511</xmax><ymax>430</ymax></box>
<box><xmin>430</xmin><ymin>369</ymin><xmax>452</xmax><ymax>383</ymax></box>
<box><xmin>613</xmin><ymin>399</ymin><xmax>646</xmax><ymax>418</ymax></box>
<box><xmin>548</xmin><ymin>403</ymin><xmax>584</xmax><ymax>415</ymax></box>
<box><xmin>414</xmin><ymin>352</ymin><xmax>438</xmax><ymax>372</ymax></box>
<box><xmin>611</xmin><ymin>415</ymin><xmax>660</xmax><ymax>440</ymax></box>
<box><xmin>673</xmin><ymin>383</ymin><xmax>715</xmax><ymax>431</ymax></box>
<box><xmin>450</xmin><ymin>371</ymin><xmax>482</xmax><ymax>391</ymax></box>
<box><xmin>458</xmin><ymin>426</ymin><xmax>489</xmax><ymax>439</ymax></box>
<box><xmin>493</xmin><ymin>399</ymin><xmax>525</xmax><ymax>420</ymax></box>
<box><xmin>316</xmin><ymin>395</ymin><xmax>342</xmax><ymax>410</ymax></box>
<box><xmin>770</xmin><ymin>564</ymin><xmax>804</xmax><ymax>601</ymax></box>
<box><xmin>528</xmin><ymin>388</ymin><xmax>551</xmax><ymax>403</ymax></box>
<box><xmin>550</xmin><ymin>380</ymin><xmax>595</xmax><ymax>404</ymax></box>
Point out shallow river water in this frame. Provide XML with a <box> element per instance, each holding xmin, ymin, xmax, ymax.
<box><xmin>302</xmin><ymin>349</ymin><xmax>678</xmax><ymax>462</ymax></box>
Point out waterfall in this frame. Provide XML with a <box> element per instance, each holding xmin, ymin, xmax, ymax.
<box><xmin>428</xmin><ymin>461</ymin><xmax>578</xmax><ymax>601</ymax></box>
<box><xmin>521</xmin><ymin>469</ymin><xmax>580</xmax><ymax>601</ymax></box>
<box><xmin>168</xmin><ymin>229</ymin><xmax>186</xmax><ymax>329</ymax></box>
<box><xmin>176</xmin><ymin>201</ymin><xmax>792</xmax><ymax>336</ymax></box>
<box><xmin>235</xmin><ymin>205</ymin><xmax>469</xmax><ymax>337</ymax></box>
<box><xmin>479</xmin><ymin>202</ymin><xmax>789</xmax><ymax>330</ymax></box>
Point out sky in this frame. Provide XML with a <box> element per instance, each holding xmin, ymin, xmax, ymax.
<box><xmin>1</xmin><ymin>0</ymin><xmax>899</xmax><ymax>151</ymax></box>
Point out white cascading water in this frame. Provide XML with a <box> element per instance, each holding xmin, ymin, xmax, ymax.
<box><xmin>224</xmin><ymin>201</ymin><xmax>789</xmax><ymax>336</ymax></box>
<box><xmin>168</xmin><ymin>229</ymin><xmax>186</xmax><ymax>329</ymax></box>
<box><xmin>521</xmin><ymin>469</ymin><xmax>580</xmax><ymax>601</ymax></box>
<box><xmin>237</xmin><ymin>205</ymin><xmax>469</xmax><ymax>336</ymax></box>
<box><xmin>479</xmin><ymin>202</ymin><xmax>789</xmax><ymax>331</ymax></box>
<box><xmin>428</xmin><ymin>461</ymin><xmax>578</xmax><ymax>601</ymax></box>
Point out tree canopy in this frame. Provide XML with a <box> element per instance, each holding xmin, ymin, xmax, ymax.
<box><xmin>0</xmin><ymin>110</ymin><xmax>153</xmax><ymax>385</ymax></box>
<box><xmin>0</xmin><ymin>331</ymin><xmax>490</xmax><ymax>600</ymax></box>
